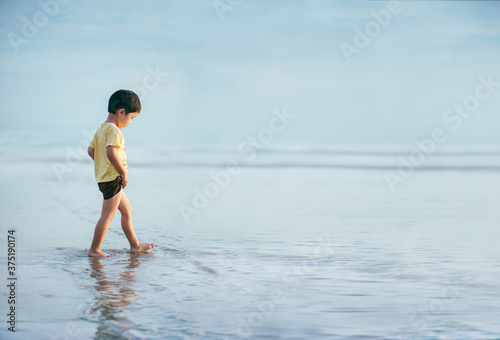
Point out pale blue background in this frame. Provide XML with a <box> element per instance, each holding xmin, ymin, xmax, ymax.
<box><xmin>0</xmin><ymin>0</ymin><xmax>499</xmax><ymax>148</ymax></box>
<box><xmin>1</xmin><ymin>3</ymin><xmax>500</xmax><ymax>339</ymax></box>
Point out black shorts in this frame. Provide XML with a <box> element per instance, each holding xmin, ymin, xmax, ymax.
<box><xmin>98</xmin><ymin>176</ymin><xmax>123</xmax><ymax>200</ymax></box>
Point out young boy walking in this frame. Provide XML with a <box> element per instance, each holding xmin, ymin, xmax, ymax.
<box><xmin>87</xmin><ymin>89</ymin><xmax>155</xmax><ymax>257</ymax></box>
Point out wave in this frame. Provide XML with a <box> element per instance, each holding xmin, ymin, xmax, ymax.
<box><xmin>153</xmin><ymin>144</ymin><xmax>500</xmax><ymax>156</ymax></box>
<box><xmin>2</xmin><ymin>144</ymin><xmax>500</xmax><ymax>171</ymax></box>
<box><xmin>131</xmin><ymin>161</ymin><xmax>500</xmax><ymax>171</ymax></box>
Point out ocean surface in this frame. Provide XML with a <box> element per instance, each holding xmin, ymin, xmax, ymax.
<box><xmin>1</xmin><ymin>145</ymin><xmax>500</xmax><ymax>339</ymax></box>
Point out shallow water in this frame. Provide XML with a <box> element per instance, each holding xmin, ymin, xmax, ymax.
<box><xmin>1</xmin><ymin>148</ymin><xmax>500</xmax><ymax>339</ymax></box>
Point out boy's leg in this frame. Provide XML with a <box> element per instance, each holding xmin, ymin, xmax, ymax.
<box><xmin>117</xmin><ymin>191</ymin><xmax>139</xmax><ymax>247</ymax></box>
<box><xmin>118</xmin><ymin>191</ymin><xmax>155</xmax><ymax>252</ymax></box>
<box><xmin>88</xmin><ymin>190</ymin><xmax>123</xmax><ymax>257</ymax></box>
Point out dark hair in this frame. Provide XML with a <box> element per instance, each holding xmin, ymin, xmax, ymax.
<box><xmin>108</xmin><ymin>89</ymin><xmax>141</xmax><ymax>114</ymax></box>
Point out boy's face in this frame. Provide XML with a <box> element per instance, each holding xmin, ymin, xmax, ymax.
<box><xmin>116</xmin><ymin>110</ymin><xmax>139</xmax><ymax>129</ymax></box>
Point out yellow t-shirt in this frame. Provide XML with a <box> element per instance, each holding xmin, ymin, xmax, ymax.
<box><xmin>89</xmin><ymin>123</ymin><xmax>127</xmax><ymax>183</ymax></box>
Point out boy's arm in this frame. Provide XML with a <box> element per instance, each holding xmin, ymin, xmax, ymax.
<box><xmin>106</xmin><ymin>145</ymin><xmax>128</xmax><ymax>187</ymax></box>
<box><xmin>88</xmin><ymin>147</ymin><xmax>94</xmax><ymax>160</ymax></box>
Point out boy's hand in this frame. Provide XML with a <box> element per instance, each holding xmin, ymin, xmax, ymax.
<box><xmin>121</xmin><ymin>172</ymin><xmax>129</xmax><ymax>188</ymax></box>
<box><xmin>88</xmin><ymin>147</ymin><xmax>95</xmax><ymax>160</ymax></box>
<box><xmin>106</xmin><ymin>145</ymin><xmax>128</xmax><ymax>187</ymax></box>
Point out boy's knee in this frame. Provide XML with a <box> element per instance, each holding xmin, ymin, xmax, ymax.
<box><xmin>120</xmin><ymin>204</ymin><xmax>132</xmax><ymax>217</ymax></box>
<box><xmin>122</xmin><ymin>207</ymin><xmax>132</xmax><ymax>218</ymax></box>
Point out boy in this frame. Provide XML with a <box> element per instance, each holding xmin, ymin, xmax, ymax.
<box><xmin>87</xmin><ymin>89</ymin><xmax>155</xmax><ymax>257</ymax></box>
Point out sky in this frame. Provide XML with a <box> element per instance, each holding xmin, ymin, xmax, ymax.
<box><xmin>0</xmin><ymin>0</ymin><xmax>499</xmax><ymax>149</ymax></box>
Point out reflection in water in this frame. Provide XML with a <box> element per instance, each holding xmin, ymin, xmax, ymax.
<box><xmin>87</xmin><ymin>252</ymin><xmax>153</xmax><ymax>339</ymax></box>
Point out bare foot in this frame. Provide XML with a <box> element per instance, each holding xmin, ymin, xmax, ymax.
<box><xmin>130</xmin><ymin>242</ymin><xmax>155</xmax><ymax>253</ymax></box>
<box><xmin>88</xmin><ymin>249</ymin><xmax>114</xmax><ymax>257</ymax></box>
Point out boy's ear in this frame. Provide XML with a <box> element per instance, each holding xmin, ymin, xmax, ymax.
<box><xmin>118</xmin><ymin>108</ymin><xmax>126</xmax><ymax>116</ymax></box>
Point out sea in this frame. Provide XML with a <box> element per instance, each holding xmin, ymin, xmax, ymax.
<box><xmin>0</xmin><ymin>144</ymin><xmax>499</xmax><ymax>339</ymax></box>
